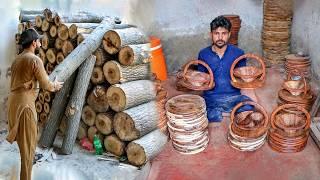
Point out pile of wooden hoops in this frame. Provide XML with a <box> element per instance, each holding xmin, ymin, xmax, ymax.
<box><xmin>165</xmin><ymin>94</ymin><xmax>209</xmax><ymax>154</ymax></box>
<box><xmin>176</xmin><ymin>60</ymin><xmax>214</xmax><ymax>91</ymax></box>
<box><xmin>223</xmin><ymin>14</ymin><xmax>241</xmax><ymax>46</ymax></box>
<box><xmin>228</xmin><ymin>101</ymin><xmax>269</xmax><ymax>151</ymax></box>
<box><xmin>285</xmin><ymin>54</ymin><xmax>311</xmax><ymax>79</ymax></box>
<box><xmin>268</xmin><ymin>104</ymin><xmax>311</xmax><ymax>153</ymax></box>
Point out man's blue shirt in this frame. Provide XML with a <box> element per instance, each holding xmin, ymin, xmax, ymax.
<box><xmin>197</xmin><ymin>44</ymin><xmax>246</xmax><ymax>96</ymax></box>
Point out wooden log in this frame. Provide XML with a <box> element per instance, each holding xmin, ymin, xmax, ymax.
<box><xmin>90</xmin><ymin>67</ymin><xmax>105</xmax><ymax>85</ymax></box>
<box><xmin>58</xmin><ymin>24</ymin><xmax>69</xmax><ymax>41</ymax></box>
<box><xmin>18</xmin><ymin>23</ymin><xmax>25</xmax><ymax>34</ymax></box>
<box><xmin>77</xmin><ymin>121</ymin><xmax>89</xmax><ymax>140</ymax></box>
<box><xmin>64</xmin><ymin>23</ymin><xmax>99</xmax><ymax>29</ymax></box>
<box><xmin>19</xmin><ymin>14</ymin><xmax>43</xmax><ymax>22</ymax></box>
<box><xmin>40</xmin><ymin>112</ymin><xmax>48</xmax><ymax>123</ymax></box>
<box><xmin>61</xmin><ymin>55</ymin><xmax>96</xmax><ymax>154</ymax></box>
<box><xmin>36</xmin><ymin>101</ymin><xmax>43</xmax><ymax>113</ymax></box>
<box><xmin>103</xmin><ymin>28</ymin><xmax>148</xmax><ymax>54</ymax></box>
<box><xmin>56</xmin><ymin>52</ymin><xmax>65</xmax><ymax>64</ymax></box>
<box><xmin>44</xmin><ymin>91</ymin><xmax>52</xmax><ymax>102</ymax></box>
<box><xmin>41</xmin><ymin>33</ymin><xmax>55</xmax><ymax>50</ymax></box>
<box><xmin>113</xmin><ymin>101</ymin><xmax>159</xmax><ymax>141</ymax></box>
<box><xmin>35</xmin><ymin>15</ymin><xmax>43</xmax><ymax>28</ymax></box>
<box><xmin>48</xmin><ymin>19</ymin><xmax>115</xmax><ymax>82</ymax></box>
<box><xmin>49</xmin><ymin>25</ymin><xmax>58</xmax><ymax>38</ymax></box>
<box><xmin>58</xmin><ymin>116</ymin><xmax>67</xmax><ymax>135</ymax></box>
<box><xmin>38</xmin><ymin>91</ymin><xmax>45</xmax><ymax>104</ymax></box>
<box><xmin>87</xmin><ymin>85</ymin><xmax>109</xmax><ymax>113</ymax></box>
<box><xmin>46</xmin><ymin>48</ymin><xmax>57</xmax><ymax>64</ymax></box>
<box><xmin>126</xmin><ymin>129</ymin><xmax>168</xmax><ymax>166</ymax></box>
<box><xmin>95</xmin><ymin>112</ymin><xmax>113</xmax><ymax>135</ymax></box>
<box><xmin>20</xmin><ymin>9</ymin><xmax>43</xmax><ymax>15</ymax></box>
<box><xmin>25</xmin><ymin>20</ymin><xmax>35</xmax><ymax>29</ymax></box>
<box><xmin>62</xmin><ymin>40</ymin><xmax>74</xmax><ymax>56</ymax></box>
<box><xmin>93</xmin><ymin>47</ymin><xmax>113</xmax><ymax>67</ymax></box>
<box><xmin>55</xmin><ymin>38</ymin><xmax>64</xmax><ymax>50</ymax></box>
<box><xmin>107</xmin><ymin>80</ymin><xmax>156</xmax><ymax>112</ymax></box>
<box><xmin>41</xmin><ymin>19</ymin><xmax>51</xmax><ymax>32</ymax></box>
<box><xmin>46</xmin><ymin>63</ymin><xmax>55</xmax><ymax>74</ymax></box>
<box><xmin>77</xmin><ymin>33</ymin><xmax>89</xmax><ymax>45</ymax></box>
<box><xmin>54</xmin><ymin>15</ymin><xmax>61</xmax><ymax>26</ymax></box>
<box><xmin>60</xmin><ymin>13</ymin><xmax>104</xmax><ymax>23</ymax></box>
<box><xmin>104</xmin><ymin>134</ymin><xmax>125</xmax><ymax>156</ymax></box>
<box><xmin>15</xmin><ymin>33</ymin><xmax>21</xmax><ymax>44</ymax></box>
<box><xmin>68</xmin><ymin>24</ymin><xmax>78</xmax><ymax>39</ymax></box>
<box><xmin>81</xmin><ymin>105</ymin><xmax>96</xmax><ymax>126</ymax></box>
<box><xmin>103</xmin><ymin>61</ymin><xmax>151</xmax><ymax>84</ymax></box>
<box><xmin>88</xmin><ymin>126</ymin><xmax>98</xmax><ymax>142</ymax></box>
<box><xmin>38</xmin><ymin>48</ymin><xmax>47</xmax><ymax>64</ymax></box>
<box><xmin>43</xmin><ymin>102</ymin><xmax>50</xmax><ymax>114</ymax></box>
<box><xmin>39</xmin><ymin>72</ymin><xmax>77</xmax><ymax>147</ymax></box>
<box><xmin>118</xmin><ymin>44</ymin><xmax>151</xmax><ymax>66</ymax></box>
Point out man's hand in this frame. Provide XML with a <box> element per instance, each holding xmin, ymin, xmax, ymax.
<box><xmin>53</xmin><ymin>78</ymin><xmax>64</xmax><ymax>91</ymax></box>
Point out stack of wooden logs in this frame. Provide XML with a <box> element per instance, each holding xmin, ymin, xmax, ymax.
<box><xmin>17</xmin><ymin>9</ymin><xmax>168</xmax><ymax>167</ymax></box>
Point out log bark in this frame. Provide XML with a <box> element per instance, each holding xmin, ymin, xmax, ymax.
<box><xmin>103</xmin><ymin>61</ymin><xmax>151</xmax><ymax>85</ymax></box>
<box><xmin>56</xmin><ymin>52</ymin><xmax>65</xmax><ymax>64</ymax></box>
<box><xmin>19</xmin><ymin>14</ymin><xmax>44</xmax><ymax>22</ymax></box>
<box><xmin>43</xmin><ymin>102</ymin><xmax>50</xmax><ymax>114</ymax></box>
<box><xmin>44</xmin><ymin>91</ymin><xmax>52</xmax><ymax>102</ymax></box>
<box><xmin>90</xmin><ymin>67</ymin><xmax>105</xmax><ymax>85</ymax></box>
<box><xmin>104</xmin><ymin>134</ymin><xmax>125</xmax><ymax>156</ymax></box>
<box><xmin>81</xmin><ymin>105</ymin><xmax>96</xmax><ymax>126</ymax></box>
<box><xmin>43</xmin><ymin>8</ymin><xmax>58</xmax><ymax>22</ymax></box>
<box><xmin>62</xmin><ymin>40</ymin><xmax>74</xmax><ymax>56</ymax></box>
<box><xmin>107</xmin><ymin>80</ymin><xmax>156</xmax><ymax>112</ymax></box>
<box><xmin>95</xmin><ymin>112</ymin><xmax>113</xmax><ymax>135</ymax></box>
<box><xmin>35</xmin><ymin>15</ymin><xmax>43</xmax><ymax>28</ymax></box>
<box><xmin>55</xmin><ymin>38</ymin><xmax>64</xmax><ymax>50</ymax></box>
<box><xmin>39</xmin><ymin>48</ymin><xmax>47</xmax><ymax>64</ymax></box>
<box><xmin>113</xmin><ymin>101</ymin><xmax>159</xmax><ymax>141</ymax></box>
<box><xmin>46</xmin><ymin>48</ymin><xmax>57</xmax><ymax>64</ymax></box>
<box><xmin>36</xmin><ymin>101</ymin><xmax>43</xmax><ymax>113</ymax></box>
<box><xmin>118</xmin><ymin>44</ymin><xmax>151</xmax><ymax>66</ymax></box>
<box><xmin>103</xmin><ymin>28</ymin><xmax>148</xmax><ymax>54</ymax></box>
<box><xmin>61</xmin><ymin>55</ymin><xmax>96</xmax><ymax>154</ymax></box>
<box><xmin>49</xmin><ymin>25</ymin><xmax>58</xmax><ymax>38</ymax></box>
<box><xmin>41</xmin><ymin>19</ymin><xmax>51</xmax><ymax>32</ymax></box>
<box><xmin>58</xmin><ymin>24</ymin><xmax>69</xmax><ymax>41</ymax></box>
<box><xmin>38</xmin><ymin>72</ymin><xmax>77</xmax><ymax>148</ymax></box>
<box><xmin>41</xmin><ymin>33</ymin><xmax>55</xmax><ymax>50</ymax></box>
<box><xmin>126</xmin><ymin>129</ymin><xmax>168</xmax><ymax>166</ymax></box>
<box><xmin>59</xmin><ymin>13</ymin><xmax>104</xmax><ymax>23</ymax></box>
<box><xmin>20</xmin><ymin>10</ymin><xmax>43</xmax><ymax>15</ymax></box>
<box><xmin>87</xmin><ymin>85</ymin><xmax>109</xmax><ymax>112</ymax></box>
<box><xmin>77</xmin><ymin>121</ymin><xmax>88</xmax><ymax>140</ymax></box>
<box><xmin>49</xmin><ymin>20</ymin><xmax>115</xmax><ymax>82</ymax></box>
<box><xmin>59</xmin><ymin>116</ymin><xmax>67</xmax><ymax>135</ymax></box>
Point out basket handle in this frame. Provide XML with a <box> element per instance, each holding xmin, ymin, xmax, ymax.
<box><xmin>230</xmin><ymin>101</ymin><xmax>268</xmax><ymax>126</ymax></box>
<box><xmin>270</xmin><ymin>104</ymin><xmax>311</xmax><ymax>129</ymax></box>
<box><xmin>230</xmin><ymin>53</ymin><xmax>266</xmax><ymax>83</ymax></box>
<box><xmin>182</xmin><ymin>60</ymin><xmax>214</xmax><ymax>88</ymax></box>
<box><xmin>287</xmin><ymin>70</ymin><xmax>308</xmax><ymax>97</ymax></box>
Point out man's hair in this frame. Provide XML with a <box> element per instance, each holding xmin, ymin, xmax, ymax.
<box><xmin>21</xmin><ymin>41</ymin><xmax>34</xmax><ymax>49</ymax></box>
<box><xmin>210</xmin><ymin>16</ymin><xmax>232</xmax><ymax>32</ymax></box>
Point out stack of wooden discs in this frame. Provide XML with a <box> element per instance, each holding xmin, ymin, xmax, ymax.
<box><xmin>268</xmin><ymin>104</ymin><xmax>311</xmax><ymax>153</ymax></box>
<box><xmin>285</xmin><ymin>54</ymin><xmax>311</xmax><ymax>79</ymax></box>
<box><xmin>165</xmin><ymin>94</ymin><xmax>209</xmax><ymax>154</ymax></box>
<box><xmin>228</xmin><ymin>101</ymin><xmax>269</xmax><ymax>151</ymax></box>
<box><xmin>224</xmin><ymin>15</ymin><xmax>241</xmax><ymax>46</ymax></box>
<box><xmin>262</xmin><ymin>0</ymin><xmax>293</xmax><ymax>65</ymax></box>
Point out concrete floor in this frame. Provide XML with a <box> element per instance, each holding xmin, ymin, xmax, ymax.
<box><xmin>148</xmin><ymin>67</ymin><xmax>320</xmax><ymax>180</ymax></box>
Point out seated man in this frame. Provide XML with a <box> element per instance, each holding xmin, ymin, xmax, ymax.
<box><xmin>198</xmin><ymin>16</ymin><xmax>258</xmax><ymax>122</ymax></box>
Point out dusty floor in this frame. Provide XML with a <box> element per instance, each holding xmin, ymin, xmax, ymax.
<box><xmin>148</xmin><ymin>67</ymin><xmax>320</xmax><ymax>180</ymax></box>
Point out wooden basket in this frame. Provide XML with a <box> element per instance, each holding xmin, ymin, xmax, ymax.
<box><xmin>230</xmin><ymin>54</ymin><xmax>266</xmax><ymax>89</ymax></box>
<box><xmin>282</xmin><ymin>71</ymin><xmax>310</xmax><ymax>97</ymax></box>
<box><xmin>179</xmin><ymin>60</ymin><xmax>214</xmax><ymax>91</ymax></box>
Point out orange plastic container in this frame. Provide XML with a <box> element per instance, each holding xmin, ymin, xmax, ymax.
<box><xmin>150</xmin><ymin>36</ymin><xmax>168</xmax><ymax>81</ymax></box>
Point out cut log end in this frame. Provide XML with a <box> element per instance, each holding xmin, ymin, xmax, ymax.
<box><xmin>49</xmin><ymin>25</ymin><xmax>57</xmax><ymax>38</ymax></box>
<box><xmin>104</xmin><ymin>134</ymin><xmax>125</xmax><ymax>156</ymax></box>
<box><xmin>39</xmin><ymin>48</ymin><xmax>47</xmax><ymax>64</ymax></box>
<box><xmin>118</xmin><ymin>46</ymin><xmax>134</xmax><ymax>65</ymax></box>
<box><xmin>36</xmin><ymin>101</ymin><xmax>43</xmax><ymax>113</ymax></box>
<box><xmin>106</xmin><ymin>86</ymin><xmax>126</xmax><ymax>112</ymax></box>
<box><xmin>35</xmin><ymin>15</ymin><xmax>43</xmax><ymax>28</ymax></box>
<box><xmin>113</xmin><ymin>112</ymin><xmax>139</xmax><ymax>141</ymax></box>
<box><xmin>77</xmin><ymin>122</ymin><xmax>88</xmax><ymax>140</ymax></box>
<box><xmin>103</xmin><ymin>61</ymin><xmax>120</xmax><ymax>84</ymax></box>
<box><xmin>88</xmin><ymin>126</ymin><xmax>98</xmax><ymax>142</ymax></box>
<box><xmin>41</xmin><ymin>19</ymin><xmax>50</xmax><ymax>32</ymax></box>
<box><xmin>96</xmin><ymin>113</ymin><xmax>113</xmax><ymax>135</ymax></box>
<box><xmin>43</xmin><ymin>102</ymin><xmax>50</xmax><ymax>114</ymax></box>
<box><xmin>41</xmin><ymin>33</ymin><xmax>49</xmax><ymax>50</ymax></box>
<box><xmin>39</xmin><ymin>112</ymin><xmax>48</xmax><ymax>123</ymax></box>
<box><xmin>54</xmin><ymin>15</ymin><xmax>61</xmax><ymax>26</ymax></box>
<box><xmin>55</xmin><ymin>38</ymin><xmax>64</xmax><ymax>50</ymax></box>
<box><xmin>93</xmin><ymin>48</ymin><xmax>107</xmax><ymax>67</ymax></box>
<box><xmin>38</xmin><ymin>92</ymin><xmax>45</xmax><ymax>104</ymax></box>
<box><xmin>46</xmin><ymin>48</ymin><xmax>56</xmax><ymax>64</ymax></box>
<box><xmin>87</xmin><ymin>86</ymin><xmax>109</xmax><ymax>113</ymax></box>
<box><xmin>103</xmin><ymin>30</ymin><xmax>120</xmax><ymax>54</ymax></box>
<box><xmin>44</xmin><ymin>91</ymin><xmax>52</xmax><ymax>102</ymax></box>
<box><xmin>58</xmin><ymin>24</ymin><xmax>69</xmax><ymax>41</ymax></box>
<box><xmin>46</xmin><ymin>63</ymin><xmax>55</xmax><ymax>74</ymax></box>
<box><xmin>62</xmin><ymin>40</ymin><xmax>74</xmax><ymax>56</ymax></box>
<box><xmin>56</xmin><ymin>52</ymin><xmax>65</xmax><ymax>64</ymax></box>
<box><xmin>81</xmin><ymin>105</ymin><xmax>96</xmax><ymax>126</ymax></box>
<box><xmin>126</xmin><ymin>142</ymin><xmax>146</xmax><ymax>166</ymax></box>
<box><xmin>90</xmin><ymin>67</ymin><xmax>105</xmax><ymax>85</ymax></box>
<box><xmin>68</xmin><ymin>24</ymin><xmax>78</xmax><ymax>39</ymax></box>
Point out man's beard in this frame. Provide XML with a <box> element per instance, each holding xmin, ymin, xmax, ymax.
<box><xmin>213</xmin><ymin>40</ymin><xmax>227</xmax><ymax>49</ymax></box>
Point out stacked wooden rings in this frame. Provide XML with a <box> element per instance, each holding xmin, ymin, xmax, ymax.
<box><xmin>230</xmin><ymin>54</ymin><xmax>266</xmax><ymax>89</ymax></box>
<box><xmin>228</xmin><ymin>101</ymin><xmax>269</xmax><ymax>151</ymax></box>
<box><xmin>165</xmin><ymin>94</ymin><xmax>209</xmax><ymax>154</ymax></box>
<box><xmin>268</xmin><ymin>104</ymin><xmax>311</xmax><ymax>153</ymax></box>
